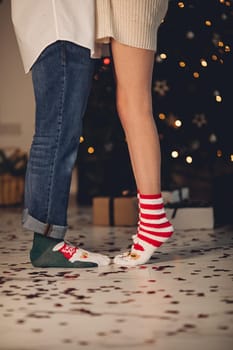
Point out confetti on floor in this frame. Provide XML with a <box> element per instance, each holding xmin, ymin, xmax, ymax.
<box><xmin>0</xmin><ymin>203</ymin><xmax>233</xmax><ymax>350</ymax></box>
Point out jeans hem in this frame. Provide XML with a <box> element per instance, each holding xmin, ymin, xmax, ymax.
<box><xmin>22</xmin><ymin>209</ymin><xmax>67</xmax><ymax>239</ymax></box>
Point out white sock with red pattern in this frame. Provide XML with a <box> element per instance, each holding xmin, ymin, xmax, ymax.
<box><xmin>114</xmin><ymin>192</ymin><xmax>174</xmax><ymax>266</ymax></box>
<box><xmin>30</xmin><ymin>233</ymin><xmax>110</xmax><ymax>268</ymax></box>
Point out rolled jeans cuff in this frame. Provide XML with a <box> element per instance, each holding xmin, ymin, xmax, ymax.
<box><xmin>22</xmin><ymin>209</ymin><xmax>67</xmax><ymax>239</ymax></box>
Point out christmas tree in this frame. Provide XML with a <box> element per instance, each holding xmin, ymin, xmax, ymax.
<box><xmin>77</xmin><ymin>0</ymin><xmax>233</xmax><ymax>205</ymax></box>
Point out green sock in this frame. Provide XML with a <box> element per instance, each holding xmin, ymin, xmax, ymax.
<box><xmin>30</xmin><ymin>233</ymin><xmax>98</xmax><ymax>268</ymax></box>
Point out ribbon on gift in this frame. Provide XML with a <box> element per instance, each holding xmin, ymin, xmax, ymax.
<box><xmin>109</xmin><ymin>196</ymin><xmax>114</xmax><ymax>226</ymax></box>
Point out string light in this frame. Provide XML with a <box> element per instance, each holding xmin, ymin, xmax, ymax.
<box><xmin>158</xmin><ymin>113</ymin><xmax>166</xmax><ymax>120</ymax></box>
<box><xmin>221</xmin><ymin>13</ymin><xmax>228</xmax><ymax>20</ymax></box>
<box><xmin>193</xmin><ymin>72</ymin><xmax>200</xmax><ymax>78</ymax></box>
<box><xmin>219</xmin><ymin>0</ymin><xmax>231</xmax><ymax>6</ymax></box>
<box><xmin>160</xmin><ymin>53</ymin><xmax>167</xmax><ymax>60</ymax></box>
<box><xmin>225</xmin><ymin>45</ymin><xmax>230</xmax><ymax>52</ymax></box>
<box><xmin>205</xmin><ymin>20</ymin><xmax>212</xmax><ymax>26</ymax></box>
<box><xmin>179</xmin><ymin>61</ymin><xmax>186</xmax><ymax>68</ymax></box>
<box><xmin>209</xmin><ymin>133</ymin><xmax>217</xmax><ymax>143</ymax></box>
<box><xmin>215</xmin><ymin>95</ymin><xmax>222</xmax><ymax>102</ymax></box>
<box><xmin>211</xmin><ymin>54</ymin><xmax>218</xmax><ymax>61</ymax></box>
<box><xmin>186</xmin><ymin>31</ymin><xmax>195</xmax><ymax>39</ymax></box>
<box><xmin>174</xmin><ymin>119</ymin><xmax>182</xmax><ymax>128</ymax></box>
<box><xmin>200</xmin><ymin>58</ymin><xmax>208</xmax><ymax>67</ymax></box>
<box><xmin>178</xmin><ymin>2</ymin><xmax>185</xmax><ymax>8</ymax></box>
<box><xmin>171</xmin><ymin>150</ymin><xmax>179</xmax><ymax>158</ymax></box>
<box><xmin>88</xmin><ymin>146</ymin><xmax>95</xmax><ymax>154</ymax></box>
<box><xmin>103</xmin><ymin>57</ymin><xmax>111</xmax><ymax>65</ymax></box>
<box><xmin>217</xmin><ymin>150</ymin><xmax>222</xmax><ymax>157</ymax></box>
<box><xmin>186</xmin><ymin>156</ymin><xmax>193</xmax><ymax>164</ymax></box>
<box><xmin>79</xmin><ymin>136</ymin><xmax>84</xmax><ymax>143</ymax></box>
<box><xmin>230</xmin><ymin>154</ymin><xmax>233</xmax><ymax>162</ymax></box>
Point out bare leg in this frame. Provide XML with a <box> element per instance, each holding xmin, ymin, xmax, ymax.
<box><xmin>111</xmin><ymin>40</ymin><xmax>173</xmax><ymax>266</ymax></box>
<box><xmin>111</xmin><ymin>39</ymin><xmax>161</xmax><ymax>194</ymax></box>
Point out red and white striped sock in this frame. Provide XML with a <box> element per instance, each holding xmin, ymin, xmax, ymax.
<box><xmin>114</xmin><ymin>192</ymin><xmax>174</xmax><ymax>266</ymax></box>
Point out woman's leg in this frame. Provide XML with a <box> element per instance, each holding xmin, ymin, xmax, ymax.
<box><xmin>111</xmin><ymin>40</ymin><xmax>160</xmax><ymax>194</ymax></box>
<box><xmin>111</xmin><ymin>39</ymin><xmax>173</xmax><ymax>266</ymax></box>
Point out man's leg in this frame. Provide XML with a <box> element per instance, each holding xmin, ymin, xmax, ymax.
<box><xmin>24</xmin><ymin>40</ymin><xmax>110</xmax><ymax>267</ymax></box>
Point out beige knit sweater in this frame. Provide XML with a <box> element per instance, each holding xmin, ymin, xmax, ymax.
<box><xmin>96</xmin><ymin>0</ymin><xmax>168</xmax><ymax>51</ymax></box>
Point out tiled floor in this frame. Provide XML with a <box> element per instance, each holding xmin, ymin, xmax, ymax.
<box><xmin>0</xmin><ymin>203</ymin><xmax>233</xmax><ymax>350</ymax></box>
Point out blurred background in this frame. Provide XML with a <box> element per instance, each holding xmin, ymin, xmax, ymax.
<box><xmin>0</xmin><ymin>0</ymin><xmax>233</xmax><ymax>225</ymax></box>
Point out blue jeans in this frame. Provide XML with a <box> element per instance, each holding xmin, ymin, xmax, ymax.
<box><xmin>23</xmin><ymin>41</ymin><xmax>94</xmax><ymax>239</ymax></box>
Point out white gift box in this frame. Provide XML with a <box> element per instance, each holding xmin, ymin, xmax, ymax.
<box><xmin>166</xmin><ymin>203</ymin><xmax>214</xmax><ymax>230</ymax></box>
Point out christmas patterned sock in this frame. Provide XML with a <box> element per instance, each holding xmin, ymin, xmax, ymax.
<box><xmin>114</xmin><ymin>192</ymin><xmax>174</xmax><ymax>266</ymax></box>
<box><xmin>30</xmin><ymin>233</ymin><xmax>110</xmax><ymax>268</ymax></box>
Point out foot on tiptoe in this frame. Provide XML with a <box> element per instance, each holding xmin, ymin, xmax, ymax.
<box><xmin>114</xmin><ymin>192</ymin><xmax>174</xmax><ymax>267</ymax></box>
<box><xmin>113</xmin><ymin>234</ymin><xmax>158</xmax><ymax>267</ymax></box>
<box><xmin>30</xmin><ymin>233</ymin><xmax>110</xmax><ymax>268</ymax></box>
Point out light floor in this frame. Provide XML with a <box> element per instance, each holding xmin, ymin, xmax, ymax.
<box><xmin>0</xmin><ymin>204</ymin><xmax>233</xmax><ymax>350</ymax></box>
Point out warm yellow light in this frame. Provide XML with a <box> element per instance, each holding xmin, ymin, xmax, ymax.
<box><xmin>171</xmin><ymin>151</ymin><xmax>179</xmax><ymax>158</ymax></box>
<box><xmin>219</xmin><ymin>58</ymin><xmax>224</xmax><ymax>64</ymax></box>
<box><xmin>216</xmin><ymin>95</ymin><xmax>222</xmax><ymax>102</ymax></box>
<box><xmin>205</xmin><ymin>20</ymin><xmax>212</xmax><ymax>26</ymax></box>
<box><xmin>186</xmin><ymin>156</ymin><xmax>193</xmax><ymax>164</ymax></box>
<box><xmin>211</xmin><ymin>54</ymin><xmax>218</xmax><ymax>61</ymax></box>
<box><xmin>179</xmin><ymin>61</ymin><xmax>186</xmax><ymax>68</ymax></box>
<box><xmin>158</xmin><ymin>113</ymin><xmax>166</xmax><ymax>120</ymax></box>
<box><xmin>88</xmin><ymin>146</ymin><xmax>95</xmax><ymax>154</ymax></box>
<box><xmin>160</xmin><ymin>53</ymin><xmax>167</xmax><ymax>60</ymax></box>
<box><xmin>178</xmin><ymin>2</ymin><xmax>185</xmax><ymax>8</ymax></box>
<box><xmin>225</xmin><ymin>45</ymin><xmax>230</xmax><ymax>52</ymax></box>
<box><xmin>174</xmin><ymin>119</ymin><xmax>182</xmax><ymax>127</ymax></box>
<box><xmin>218</xmin><ymin>41</ymin><xmax>224</xmax><ymax>47</ymax></box>
<box><xmin>79</xmin><ymin>136</ymin><xmax>84</xmax><ymax>143</ymax></box>
<box><xmin>226</xmin><ymin>1</ymin><xmax>231</xmax><ymax>6</ymax></box>
<box><xmin>217</xmin><ymin>149</ymin><xmax>222</xmax><ymax>157</ymax></box>
<box><xmin>193</xmin><ymin>72</ymin><xmax>200</xmax><ymax>78</ymax></box>
<box><xmin>200</xmin><ymin>59</ymin><xmax>208</xmax><ymax>67</ymax></box>
<box><xmin>230</xmin><ymin>154</ymin><xmax>233</xmax><ymax>162</ymax></box>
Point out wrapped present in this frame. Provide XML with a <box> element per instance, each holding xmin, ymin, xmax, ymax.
<box><xmin>0</xmin><ymin>174</ymin><xmax>25</xmax><ymax>206</ymax></box>
<box><xmin>0</xmin><ymin>148</ymin><xmax>27</xmax><ymax>206</ymax></box>
<box><xmin>92</xmin><ymin>196</ymin><xmax>138</xmax><ymax>226</ymax></box>
<box><xmin>165</xmin><ymin>200</ymin><xmax>214</xmax><ymax>230</ymax></box>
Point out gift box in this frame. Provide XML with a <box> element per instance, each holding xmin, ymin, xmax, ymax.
<box><xmin>165</xmin><ymin>200</ymin><xmax>214</xmax><ymax>230</ymax></box>
<box><xmin>92</xmin><ymin>196</ymin><xmax>138</xmax><ymax>226</ymax></box>
<box><xmin>0</xmin><ymin>173</ymin><xmax>25</xmax><ymax>206</ymax></box>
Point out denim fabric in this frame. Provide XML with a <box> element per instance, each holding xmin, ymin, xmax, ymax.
<box><xmin>23</xmin><ymin>40</ymin><xmax>94</xmax><ymax>239</ymax></box>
